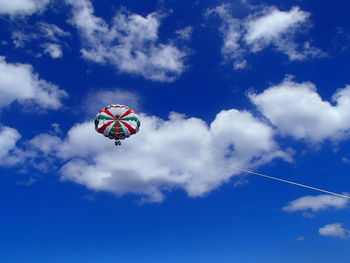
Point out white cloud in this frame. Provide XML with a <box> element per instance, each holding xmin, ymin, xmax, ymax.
<box><xmin>12</xmin><ymin>31</ymin><xmax>32</xmax><ymax>48</ymax></box>
<box><xmin>175</xmin><ymin>26</ymin><xmax>193</xmax><ymax>41</ymax></box>
<box><xmin>244</xmin><ymin>7</ymin><xmax>310</xmax><ymax>55</ymax></box>
<box><xmin>0</xmin><ymin>56</ymin><xmax>67</xmax><ymax>109</ymax></box>
<box><xmin>0</xmin><ymin>126</ymin><xmax>21</xmax><ymax>164</ymax></box>
<box><xmin>207</xmin><ymin>5</ymin><xmax>323</xmax><ymax>69</ymax></box>
<box><xmin>29</xmin><ymin>133</ymin><xmax>63</xmax><ymax>156</ymax></box>
<box><xmin>0</xmin><ymin>0</ymin><xmax>50</xmax><ymax>16</ymax></box>
<box><xmin>37</xmin><ymin>22</ymin><xmax>70</xmax><ymax>41</ymax></box>
<box><xmin>28</xmin><ymin>109</ymin><xmax>289</xmax><ymax>202</ymax></box>
<box><xmin>245</xmin><ymin>7</ymin><xmax>308</xmax><ymax>43</ymax></box>
<box><xmin>16</xmin><ymin>177</ymin><xmax>37</xmax><ymax>186</ymax></box>
<box><xmin>249</xmin><ymin>77</ymin><xmax>350</xmax><ymax>143</ymax></box>
<box><xmin>319</xmin><ymin>223</ymin><xmax>350</xmax><ymax>239</ymax></box>
<box><xmin>333</xmin><ymin>27</ymin><xmax>350</xmax><ymax>54</ymax></box>
<box><xmin>293</xmin><ymin>236</ymin><xmax>305</xmax><ymax>242</ymax></box>
<box><xmin>233</xmin><ymin>60</ymin><xmax>248</xmax><ymax>70</ymax></box>
<box><xmin>1</xmin><ymin>124</ymin><xmax>68</xmax><ymax>170</ymax></box>
<box><xmin>11</xmin><ymin>22</ymin><xmax>69</xmax><ymax>57</ymax></box>
<box><xmin>65</xmin><ymin>0</ymin><xmax>188</xmax><ymax>82</ymax></box>
<box><xmin>283</xmin><ymin>194</ymin><xmax>349</xmax><ymax>213</ymax></box>
<box><xmin>42</xmin><ymin>43</ymin><xmax>63</xmax><ymax>58</ymax></box>
<box><xmin>206</xmin><ymin>4</ymin><xmax>246</xmax><ymax>68</ymax></box>
<box><xmin>12</xmin><ymin>22</ymin><xmax>70</xmax><ymax>44</ymax></box>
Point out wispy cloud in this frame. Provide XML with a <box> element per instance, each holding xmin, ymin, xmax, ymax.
<box><xmin>283</xmin><ymin>194</ymin><xmax>349</xmax><ymax>214</ymax></box>
<box><xmin>11</xmin><ymin>22</ymin><xmax>70</xmax><ymax>58</ymax></box>
<box><xmin>42</xmin><ymin>43</ymin><xmax>63</xmax><ymax>58</ymax></box>
<box><xmin>175</xmin><ymin>26</ymin><xmax>193</xmax><ymax>41</ymax></box>
<box><xmin>319</xmin><ymin>223</ymin><xmax>350</xmax><ymax>239</ymax></box>
<box><xmin>293</xmin><ymin>236</ymin><xmax>305</xmax><ymax>242</ymax></box>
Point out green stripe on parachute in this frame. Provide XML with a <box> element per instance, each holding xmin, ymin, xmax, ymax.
<box><xmin>106</xmin><ymin>105</ymin><xmax>129</xmax><ymax>109</ymax></box>
<box><xmin>119</xmin><ymin>117</ymin><xmax>138</xmax><ymax>122</ymax></box>
<box><xmin>117</xmin><ymin>121</ymin><xmax>124</xmax><ymax>134</ymax></box>
<box><xmin>98</xmin><ymin>115</ymin><xmax>115</xmax><ymax>121</ymax></box>
<box><xmin>108</xmin><ymin>122</ymin><xmax>117</xmax><ymax>137</ymax></box>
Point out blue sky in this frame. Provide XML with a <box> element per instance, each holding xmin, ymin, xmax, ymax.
<box><xmin>1</xmin><ymin>0</ymin><xmax>350</xmax><ymax>262</ymax></box>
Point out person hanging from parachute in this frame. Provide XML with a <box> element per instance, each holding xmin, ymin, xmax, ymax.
<box><xmin>94</xmin><ymin>104</ymin><xmax>140</xmax><ymax>146</ymax></box>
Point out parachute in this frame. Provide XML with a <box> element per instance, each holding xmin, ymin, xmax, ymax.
<box><xmin>94</xmin><ymin>104</ymin><xmax>140</xmax><ymax>145</ymax></box>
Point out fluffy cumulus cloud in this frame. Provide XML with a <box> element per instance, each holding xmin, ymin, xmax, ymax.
<box><xmin>0</xmin><ymin>56</ymin><xmax>67</xmax><ymax>109</ymax></box>
<box><xmin>207</xmin><ymin>5</ymin><xmax>323</xmax><ymax>69</ymax></box>
<box><xmin>283</xmin><ymin>194</ymin><xmax>349</xmax><ymax>213</ymax></box>
<box><xmin>249</xmin><ymin>77</ymin><xmax>350</xmax><ymax>143</ymax></box>
<box><xmin>65</xmin><ymin>0</ymin><xmax>188</xmax><ymax>82</ymax></box>
<box><xmin>26</xmin><ymin>109</ymin><xmax>289</xmax><ymax>202</ymax></box>
<box><xmin>319</xmin><ymin>223</ymin><xmax>350</xmax><ymax>239</ymax></box>
<box><xmin>0</xmin><ymin>0</ymin><xmax>50</xmax><ymax>16</ymax></box>
<box><xmin>0</xmin><ymin>126</ymin><xmax>21</xmax><ymax>165</ymax></box>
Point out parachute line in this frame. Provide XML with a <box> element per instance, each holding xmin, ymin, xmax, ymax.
<box><xmin>157</xmin><ymin>148</ymin><xmax>350</xmax><ymax>199</ymax></box>
<box><xmin>226</xmin><ymin>165</ymin><xmax>350</xmax><ymax>199</ymax></box>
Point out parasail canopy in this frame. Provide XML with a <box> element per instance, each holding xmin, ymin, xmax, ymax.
<box><xmin>94</xmin><ymin>104</ymin><xmax>140</xmax><ymax>141</ymax></box>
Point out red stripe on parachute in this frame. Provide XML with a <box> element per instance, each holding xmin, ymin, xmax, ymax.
<box><xmin>98</xmin><ymin>121</ymin><xmax>115</xmax><ymax>134</ymax></box>
<box><xmin>119</xmin><ymin>109</ymin><xmax>135</xmax><ymax>120</ymax></box>
<box><xmin>101</xmin><ymin>108</ymin><xmax>116</xmax><ymax>119</ymax></box>
<box><xmin>120</xmin><ymin>121</ymin><xmax>137</xmax><ymax>134</ymax></box>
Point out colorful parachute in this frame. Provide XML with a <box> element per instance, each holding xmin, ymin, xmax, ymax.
<box><xmin>94</xmin><ymin>104</ymin><xmax>140</xmax><ymax>144</ymax></box>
